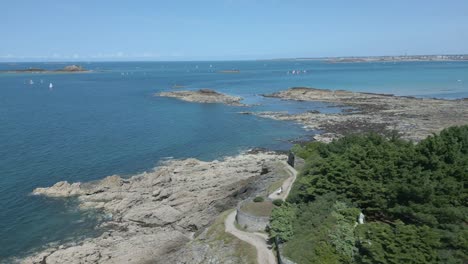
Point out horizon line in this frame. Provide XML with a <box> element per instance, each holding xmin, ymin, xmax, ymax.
<box><xmin>1</xmin><ymin>53</ymin><xmax>468</xmax><ymax>63</ymax></box>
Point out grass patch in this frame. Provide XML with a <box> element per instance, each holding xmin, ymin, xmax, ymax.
<box><xmin>266</xmin><ymin>162</ymin><xmax>291</xmax><ymax>195</ymax></box>
<box><xmin>234</xmin><ymin>221</ymin><xmax>248</xmax><ymax>231</ymax></box>
<box><xmin>267</xmin><ymin>177</ymin><xmax>287</xmax><ymax>195</ymax></box>
<box><xmin>240</xmin><ymin>201</ymin><xmax>274</xmax><ymax>217</ymax></box>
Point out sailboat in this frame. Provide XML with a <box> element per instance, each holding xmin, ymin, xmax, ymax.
<box><xmin>49</xmin><ymin>83</ymin><xmax>53</xmax><ymax>90</ymax></box>
<box><xmin>29</xmin><ymin>80</ymin><xmax>34</xmax><ymax>85</ymax></box>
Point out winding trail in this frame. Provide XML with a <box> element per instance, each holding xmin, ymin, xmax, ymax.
<box><xmin>225</xmin><ymin>210</ymin><xmax>276</xmax><ymax>264</ymax></box>
<box><xmin>224</xmin><ymin>162</ymin><xmax>299</xmax><ymax>264</ymax></box>
<box><xmin>268</xmin><ymin>161</ymin><xmax>298</xmax><ymax>201</ymax></box>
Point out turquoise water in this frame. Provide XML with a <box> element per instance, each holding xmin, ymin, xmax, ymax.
<box><xmin>0</xmin><ymin>61</ymin><xmax>467</xmax><ymax>260</ymax></box>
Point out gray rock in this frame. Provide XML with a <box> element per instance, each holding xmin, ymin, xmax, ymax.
<box><xmin>24</xmin><ymin>152</ymin><xmax>287</xmax><ymax>264</ymax></box>
<box><xmin>261</xmin><ymin>87</ymin><xmax>468</xmax><ymax>142</ymax></box>
<box><xmin>157</xmin><ymin>89</ymin><xmax>245</xmax><ymax>106</ymax></box>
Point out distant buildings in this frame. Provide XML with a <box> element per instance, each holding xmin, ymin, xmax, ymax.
<box><xmin>327</xmin><ymin>54</ymin><xmax>468</xmax><ymax>63</ymax></box>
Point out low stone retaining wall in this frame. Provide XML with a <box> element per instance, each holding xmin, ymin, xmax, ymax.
<box><xmin>236</xmin><ymin>201</ymin><xmax>270</xmax><ymax>232</ymax></box>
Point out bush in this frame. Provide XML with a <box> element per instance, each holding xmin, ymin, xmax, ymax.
<box><xmin>269</xmin><ymin>204</ymin><xmax>296</xmax><ymax>242</ymax></box>
<box><xmin>272</xmin><ymin>199</ymin><xmax>284</xmax><ymax>206</ymax></box>
<box><xmin>253</xmin><ymin>196</ymin><xmax>264</xmax><ymax>203</ymax></box>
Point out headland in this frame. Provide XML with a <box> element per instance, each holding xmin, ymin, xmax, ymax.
<box><xmin>251</xmin><ymin>87</ymin><xmax>468</xmax><ymax>142</ymax></box>
<box><xmin>23</xmin><ymin>152</ymin><xmax>287</xmax><ymax>263</ymax></box>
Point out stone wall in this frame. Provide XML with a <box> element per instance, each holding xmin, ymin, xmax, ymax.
<box><xmin>235</xmin><ymin>201</ymin><xmax>270</xmax><ymax>232</ymax></box>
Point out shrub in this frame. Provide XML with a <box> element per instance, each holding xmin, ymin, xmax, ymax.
<box><xmin>253</xmin><ymin>196</ymin><xmax>264</xmax><ymax>202</ymax></box>
<box><xmin>269</xmin><ymin>204</ymin><xmax>296</xmax><ymax>242</ymax></box>
<box><xmin>272</xmin><ymin>199</ymin><xmax>284</xmax><ymax>206</ymax></box>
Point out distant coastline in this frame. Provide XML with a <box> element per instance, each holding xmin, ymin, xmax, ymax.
<box><xmin>261</xmin><ymin>54</ymin><xmax>468</xmax><ymax>63</ymax></box>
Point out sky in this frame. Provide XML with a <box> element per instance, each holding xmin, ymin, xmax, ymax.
<box><xmin>1</xmin><ymin>0</ymin><xmax>468</xmax><ymax>61</ymax></box>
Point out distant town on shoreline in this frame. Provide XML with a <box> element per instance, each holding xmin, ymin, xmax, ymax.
<box><xmin>266</xmin><ymin>54</ymin><xmax>468</xmax><ymax>63</ymax></box>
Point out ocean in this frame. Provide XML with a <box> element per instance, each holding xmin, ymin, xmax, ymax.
<box><xmin>0</xmin><ymin>60</ymin><xmax>467</xmax><ymax>259</ymax></box>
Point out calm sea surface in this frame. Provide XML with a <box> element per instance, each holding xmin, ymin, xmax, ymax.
<box><xmin>0</xmin><ymin>60</ymin><xmax>467</xmax><ymax>259</ymax></box>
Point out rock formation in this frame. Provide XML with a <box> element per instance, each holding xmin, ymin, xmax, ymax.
<box><xmin>1</xmin><ymin>65</ymin><xmax>88</xmax><ymax>74</ymax></box>
<box><xmin>258</xmin><ymin>87</ymin><xmax>468</xmax><ymax>142</ymax></box>
<box><xmin>157</xmin><ymin>89</ymin><xmax>245</xmax><ymax>106</ymax></box>
<box><xmin>60</xmin><ymin>65</ymin><xmax>86</xmax><ymax>72</ymax></box>
<box><xmin>23</xmin><ymin>152</ymin><xmax>286</xmax><ymax>264</ymax></box>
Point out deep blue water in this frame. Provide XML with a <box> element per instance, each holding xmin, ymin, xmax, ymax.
<box><xmin>0</xmin><ymin>60</ymin><xmax>467</xmax><ymax>260</ymax></box>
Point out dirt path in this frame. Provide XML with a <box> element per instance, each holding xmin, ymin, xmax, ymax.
<box><xmin>225</xmin><ymin>210</ymin><xmax>277</xmax><ymax>264</ymax></box>
<box><xmin>224</xmin><ymin>161</ymin><xmax>298</xmax><ymax>264</ymax></box>
<box><xmin>268</xmin><ymin>161</ymin><xmax>298</xmax><ymax>201</ymax></box>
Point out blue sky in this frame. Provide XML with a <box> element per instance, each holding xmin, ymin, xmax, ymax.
<box><xmin>1</xmin><ymin>0</ymin><xmax>467</xmax><ymax>61</ymax></box>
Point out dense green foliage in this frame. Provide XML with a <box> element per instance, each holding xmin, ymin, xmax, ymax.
<box><xmin>274</xmin><ymin>194</ymin><xmax>360</xmax><ymax>263</ymax></box>
<box><xmin>269</xmin><ymin>203</ymin><xmax>296</xmax><ymax>241</ymax></box>
<box><xmin>272</xmin><ymin>126</ymin><xmax>468</xmax><ymax>263</ymax></box>
<box><xmin>355</xmin><ymin>221</ymin><xmax>440</xmax><ymax>263</ymax></box>
<box><xmin>272</xmin><ymin>199</ymin><xmax>284</xmax><ymax>206</ymax></box>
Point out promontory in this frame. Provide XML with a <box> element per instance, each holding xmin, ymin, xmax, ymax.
<box><xmin>22</xmin><ymin>152</ymin><xmax>287</xmax><ymax>264</ymax></box>
<box><xmin>254</xmin><ymin>87</ymin><xmax>468</xmax><ymax>142</ymax></box>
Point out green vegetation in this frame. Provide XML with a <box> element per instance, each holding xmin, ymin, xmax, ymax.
<box><xmin>269</xmin><ymin>202</ymin><xmax>296</xmax><ymax>242</ymax></box>
<box><xmin>266</xmin><ymin>162</ymin><xmax>290</xmax><ymax>194</ymax></box>
<box><xmin>253</xmin><ymin>196</ymin><xmax>265</xmax><ymax>202</ymax></box>
<box><xmin>272</xmin><ymin>199</ymin><xmax>284</xmax><ymax>206</ymax></box>
<box><xmin>271</xmin><ymin>126</ymin><xmax>468</xmax><ymax>263</ymax></box>
<box><xmin>267</xmin><ymin>176</ymin><xmax>287</xmax><ymax>194</ymax></box>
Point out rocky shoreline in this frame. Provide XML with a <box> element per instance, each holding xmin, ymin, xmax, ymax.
<box><xmin>22</xmin><ymin>152</ymin><xmax>287</xmax><ymax>264</ymax></box>
<box><xmin>157</xmin><ymin>89</ymin><xmax>245</xmax><ymax>106</ymax></box>
<box><xmin>20</xmin><ymin>86</ymin><xmax>468</xmax><ymax>263</ymax></box>
<box><xmin>254</xmin><ymin>87</ymin><xmax>468</xmax><ymax>142</ymax></box>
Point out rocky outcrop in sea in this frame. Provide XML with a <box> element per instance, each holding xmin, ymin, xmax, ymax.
<box><xmin>158</xmin><ymin>89</ymin><xmax>245</xmax><ymax>106</ymax></box>
<box><xmin>259</xmin><ymin>87</ymin><xmax>468</xmax><ymax>142</ymax></box>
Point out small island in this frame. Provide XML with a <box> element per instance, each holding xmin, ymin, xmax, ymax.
<box><xmin>157</xmin><ymin>89</ymin><xmax>245</xmax><ymax>106</ymax></box>
<box><xmin>1</xmin><ymin>64</ymin><xmax>91</xmax><ymax>74</ymax></box>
